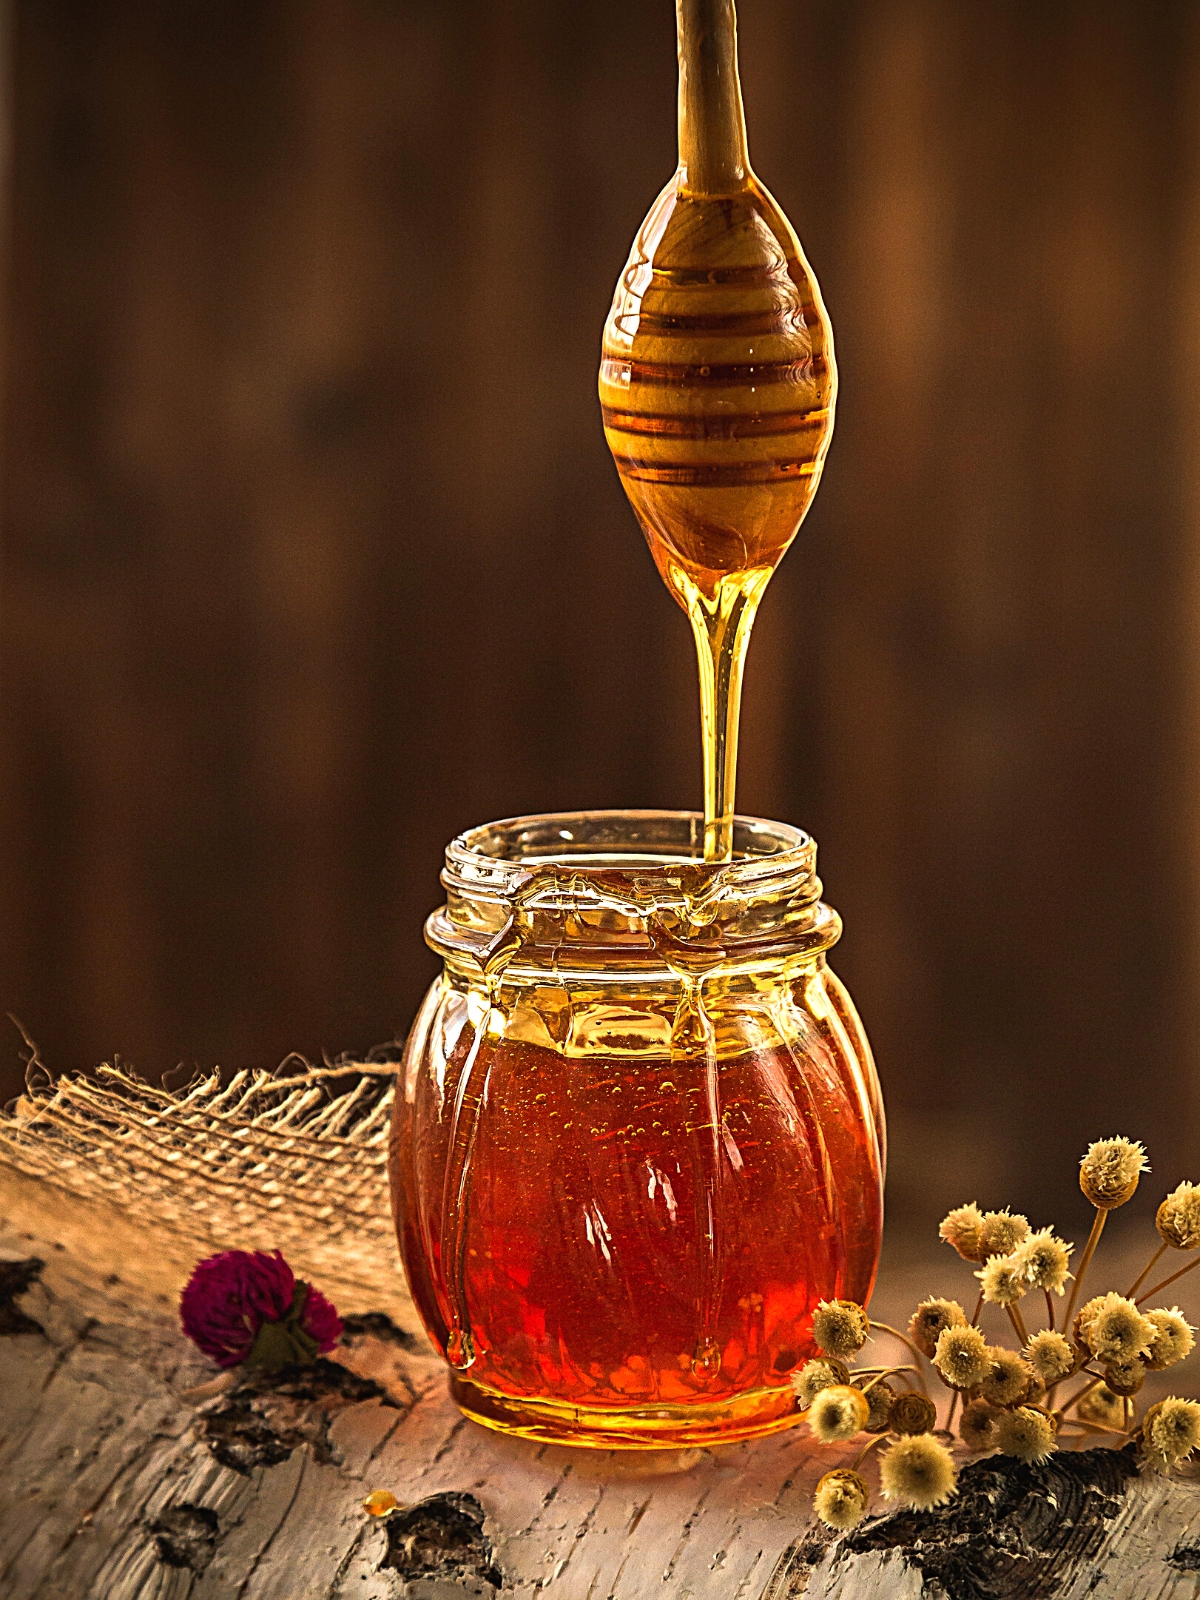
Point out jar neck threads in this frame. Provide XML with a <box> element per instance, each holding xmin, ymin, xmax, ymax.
<box><xmin>428</xmin><ymin>809</ymin><xmax>840</xmax><ymax>976</ymax></box>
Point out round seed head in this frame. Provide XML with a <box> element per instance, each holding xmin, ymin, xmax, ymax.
<box><xmin>1103</xmin><ymin>1359</ymin><xmax>1144</xmax><ymax>1397</ymax></box>
<box><xmin>996</xmin><ymin>1405</ymin><xmax>1057</xmax><ymax>1463</ymax></box>
<box><xmin>909</xmin><ymin>1297</ymin><xmax>968</xmax><ymax>1358</ymax></box>
<box><xmin>879</xmin><ymin>1433</ymin><xmax>957</xmax><ymax>1509</ymax></box>
<box><xmin>1014</xmin><ymin>1228</ymin><xmax>1074</xmax><ymax>1295</ymax></box>
<box><xmin>1025</xmin><ymin>1330</ymin><xmax>1074</xmax><ymax>1386</ymax></box>
<box><xmin>978</xmin><ymin>1211</ymin><xmax>1030</xmax><ymax>1258</ymax></box>
<box><xmin>1143</xmin><ymin>1397</ymin><xmax>1200</xmax><ymax>1472</ymax></box>
<box><xmin>939</xmin><ymin>1203</ymin><xmax>987</xmax><ymax>1262</ymax></box>
<box><xmin>1080</xmin><ymin>1292</ymin><xmax>1156</xmax><ymax>1364</ymax></box>
<box><xmin>854</xmin><ymin>1376</ymin><xmax>895</xmax><ymax>1433</ymax></box>
<box><xmin>933</xmin><ymin>1323</ymin><xmax>993</xmax><ymax>1390</ymax></box>
<box><xmin>1076</xmin><ymin>1382</ymin><xmax>1124</xmax><ymax>1428</ymax></box>
<box><xmin>792</xmin><ymin>1357</ymin><xmax>850</xmax><ymax>1409</ymax></box>
<box><xmin>980</xmin><ymin>1346</ymin><xmax>1035</xmax><ymax>1407</ymax></box>
<box><xmin>959</xmin><ymin>1399</ymin><xmax>999</xmax><ymax>1452</ymax></box>
<box><xmin>807</xmin><ymin>1384</ymin><xmax>870</xmax><ymax>1442</ymax></box>
<box><xmin>1144</xmin><ymin>1307</ymin><xmax>1196</xmax><ymax>1371</ymax></box>
<box><xmin>1156</xmin><ymin>1183</ymin><xmax>1200</xmax><ymax>1251</ymax></box>
<box><xmin>813</xmin><ymin>1468</ymin><xmax>870</xmax><ymax>1531</ymax></box>
<box><xmin>1075</xmin><ymin>1292</ymin><xmax>1112</xmax><ymax>1338</ymax></box>
<box><xmin>1079</xmin><ymin>1137</ymin><xmax>1148</xmax><ymax>1210</ymax></box>
<box><xmin>889</xmin><ymin>1392</ymin><xmax>938</xmax><ymax>1435</ymax></box>
<box><xmin>811</xmin><ymin>1299</ymin><xmax>869</xmax><ymax>1359</ymax></box>
<box><xmin>975</xmin><ymin>1255</ymin><xmax>1028</xmax><ymax>1307</ymax></box>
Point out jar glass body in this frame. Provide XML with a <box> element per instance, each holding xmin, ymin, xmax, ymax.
<box><xmin>389</xmin><ymin>811</ymin><xmax>884</xmax><ymax>1448</ymax></box>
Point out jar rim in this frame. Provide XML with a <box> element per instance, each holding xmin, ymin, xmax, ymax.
<box><xmin>447</xmin><ymin>808</ymin><xmax>811</xmax><ymax>881</ymax></box>
<box><xmin>432</xmin><ymin>810</ymin><xmax>832</xmax><ymax>967</ymax></box>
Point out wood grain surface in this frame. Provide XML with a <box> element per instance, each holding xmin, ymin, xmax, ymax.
<box><xmin>5</xmin><ymin>1169</ymin><xmax>1200</xmax><ymax>1600</ymax></box>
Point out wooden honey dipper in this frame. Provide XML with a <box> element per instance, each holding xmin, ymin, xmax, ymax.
<box><xmin>600</xmin><ymin>0</ymin><xmax>836</xmax><ymax>862</ymax></box>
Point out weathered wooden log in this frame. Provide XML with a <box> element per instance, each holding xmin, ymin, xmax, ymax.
<box><xmin>4</xmin><ymin>1171</ymin><xmax>1200</xmax><ymax>1599</ymax></box>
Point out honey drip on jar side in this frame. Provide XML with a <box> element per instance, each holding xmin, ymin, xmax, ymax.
<box><xmin>672</xmin><ymin>973</ymin><xmax>725</xmax><ymax>1383</ymax></box>
<box><xmin>599</xmin><ymin>0</ymin><xmax>836</xmax><ymax>864</ymax></box>
<box><xmin>437</xmin><ymin>924</ymin><xmax>525</xmax><ymax>1371</ymax></box>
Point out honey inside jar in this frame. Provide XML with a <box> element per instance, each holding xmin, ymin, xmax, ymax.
<box><xmin>389</xmin><ymin>812</ymin><xmax>884</xmax><ymax>1449</ymax></box>
<box><xmin>394</xmin><ymin>1022</ymin><xmax>881</xmax><ymax>1446</ymax></box>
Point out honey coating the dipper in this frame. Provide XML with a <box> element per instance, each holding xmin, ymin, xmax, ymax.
<box><xmin>600</xmin><ymin>0</ymin><xmax>836</xmax><ymax>861</ymax></box>
<box><xmin>600</xmin><ymin>186</ymin><xmax>834</xmax><ymax>601</ymax></box>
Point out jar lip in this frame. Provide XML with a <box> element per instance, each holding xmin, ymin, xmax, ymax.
<box><xmin>444</xmin><ymin>808</ymin><xmax>814</xmax><ymax>895</ymax></box>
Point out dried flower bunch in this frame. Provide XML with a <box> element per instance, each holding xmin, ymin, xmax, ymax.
<box><xmin>181</xmin><ymin>1248</ymin><xmax>342</xmax><ymax>1374</ymax></box>
<box><xmin>799</xmin><ymin>1137</ymin><xmax>1200</xmax><ymax>1532</ymax></box>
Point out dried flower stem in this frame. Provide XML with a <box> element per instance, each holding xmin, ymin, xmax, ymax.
<box><xmin>1006</xmin><ymin>1303</ymin><xmax>1030</xmax><ymax>1346</ymax></box>
<box><xmin>970</xmin><ymin>1290</ymin><xmax>984</xmax><ymax>1327</ymax></box>
<box><xmin>944</xmin><ymin>1387</ymin><xmax>961</xmax><ymax>1435</ymax></box>
<box><xmin>1056</xmin><ymin>1373</ymin><xmax>1104</xmax><ymax>1421</ymax></box>
<box><xmin>868</xmin><ymin>1322</ymin><xmax>931</xmax><ymax>1397</ymax></box>
<box><xmin>1062</xmin><ymin>1208</ymin><xmax>1107</xmax><ymax>1331</ymax></box>
<box><xmin>1058</xmin><ymin>1417</ymin><xmax>1130</xmax><ymax>1438</ymax></box>
<box><xmin>1126</xmin><ymin>1242</ymin><xmax>1168</xmax><ymax>1300</ymax></box>
<box><xmin>852</xmin><ymin>1432</ymin><xmax>889</xmax><ymax>1471</ymax></box>
<box><xmin>859</xmin><ymin>1365</ymin><xmax>919</xmax><ymax>1394</ymax></box>
<box><xmin>1136</xmin><ymin>1254</ymin><xmax>1200</xmax><ymax>1306</ymax></box>
<box><xmin>1046</xmin><ymin>1343</ymin><xmax>1089</xmax><ymax>1414</ymax></box>
<box><xmin>180</xmin><ymin>1370</ymin><xmax>240</xmax><ymax>1403</ymax></box>
<box><xmin>1044</xmin><ymin>1290</ymin><xmax>1056</xmax><ymax>1333</ymax></box>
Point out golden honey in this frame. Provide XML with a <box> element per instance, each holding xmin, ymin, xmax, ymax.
<box><xmin>387</xmin><ymin>3</ymin><xmax>877</xmax><ymax>1457</ymax></box>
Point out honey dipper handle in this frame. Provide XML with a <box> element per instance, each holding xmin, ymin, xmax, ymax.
<box><xmin>676</xmin><ymin>0</ymin><xmax>751</xmax><ymax>195</ymax></box>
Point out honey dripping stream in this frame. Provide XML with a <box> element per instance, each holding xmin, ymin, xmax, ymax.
<box><xmin>600</xmin><ymin>0</ymin><xmax>836</xmax><ymax>863</ymax></box>
<box><xmin>443</xmin><ymin>0</ymin><xmax>840</xmax><ymax>1399</ymax></box>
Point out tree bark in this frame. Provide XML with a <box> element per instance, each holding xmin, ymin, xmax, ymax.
<box><xmin>4</xmin><ymin>1169</ymin><xmax>1200</xmax><ymax>1599</ymax></box>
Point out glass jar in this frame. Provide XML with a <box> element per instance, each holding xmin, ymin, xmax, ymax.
<box><xmin>389</xmin><ymin>810</ymin><xmax>884</xmax><ymax>1448</ymax></box>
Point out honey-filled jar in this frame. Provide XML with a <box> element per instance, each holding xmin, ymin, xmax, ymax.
<box><xmin>389</xmin><ymin>810</ymin><xmax>884</xmax><ymax>1448</ymax></box>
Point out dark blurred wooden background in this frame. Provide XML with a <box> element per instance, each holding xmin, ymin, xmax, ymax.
<box><xmin>2</xmin><ymin>0</ymin><xmax>1199</xmax><ymax>1229</ymax></box>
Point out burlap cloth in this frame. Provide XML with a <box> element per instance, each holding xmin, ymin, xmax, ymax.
<box><xmin>0</xmin><ymin>1043</ymin><xmax>414</xmax><ymax>1322</ymax></box>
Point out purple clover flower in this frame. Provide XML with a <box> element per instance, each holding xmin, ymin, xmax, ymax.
<box><xmin>180</xmin><ymin>1249</ymin><xmax>342</xmax><ymax>1369</ymax></box>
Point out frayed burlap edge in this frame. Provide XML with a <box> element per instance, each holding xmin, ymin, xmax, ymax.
<box><xmin>0</xmin><ymin>1043</ymin><xmax>416</xmax><ymax>1321</ymax></box>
